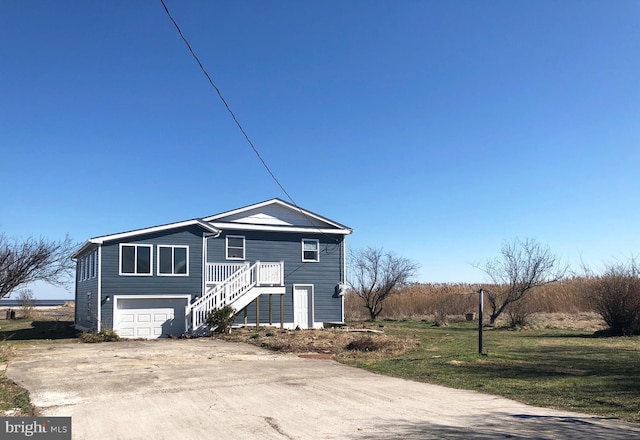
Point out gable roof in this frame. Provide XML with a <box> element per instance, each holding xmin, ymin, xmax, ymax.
<box><xmin>203</xmin><ymin>198</ymin><xmax>352</xmax><ymax>235</ymax></box>
<box><xmin>70</xmin><ymin>219</ymin><xmax>220</xmax><ymax>258</ymax></box>
<box><xmin>71</xmin><ymin>199</ymin><xmax>352</xmax><ymax>258</ymax></box>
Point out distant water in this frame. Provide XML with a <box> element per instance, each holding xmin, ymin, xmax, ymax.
<box><xmin>0</xmin><ymin>299</ymin><xmax>72</xmax><ymax>307</ymax></box>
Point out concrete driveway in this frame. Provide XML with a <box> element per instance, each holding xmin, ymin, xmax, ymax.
<box><xmin>7</xmin><ymin>339</ymin><xmax>640</xmax><ymax>440</ymax></box>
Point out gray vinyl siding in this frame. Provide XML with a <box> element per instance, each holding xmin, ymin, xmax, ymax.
<box><xmin>99</xmin><ymin>225</ymin><xmax>205</xmax><ymax>329</ymax></box>
<box><xmin>208</xmin><ymin>231</ymin><xmax>345</xmax><ymax>325</ymax></box>
<box><xmin>75</xmin><ymin>251</ymin><xmax>99</xmax><ymax>332</ymax></box>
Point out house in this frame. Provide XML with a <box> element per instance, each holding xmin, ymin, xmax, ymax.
<box><xmin>71</xmin><ymin>199</ymin><xmax>352</xmax><ymax>338</ymax></box>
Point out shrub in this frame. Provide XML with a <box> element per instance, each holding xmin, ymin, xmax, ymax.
<box><xmin>433</xmin><ymin>310</ymin><xmax>449</xmax><ymax>327</ymax></box>
<box><xmin>80</xmin><ymin>329</ymin><xmax>120</xmax><ymax>343</ymax></box>
<box><xmin>18</xmin><ymin>289</ymin><xmax>35</xmax><ymax>319</ymax></box>
<box><xmin>506</xmin><ymin>297</ymin><xmax>534</xmax><ymax>328</ymax></box>
<box><xmin>0</xmin><ymin>341</ymin><xmax>15</xmax><ymax>363</ymax></box>
<box><xmin>346</xmin><ymin>336</ymin><xmax>386</xmax><ymax>352</ymax></box>
<box><xmin>588</xmin><ymin>261</ymin><xmax>640</xmax><ymax>336</ymax></box>
<box><xmin>205</xmin><ymin>305</ymin><xmax>237</xmax><ymax>334</ymax></box>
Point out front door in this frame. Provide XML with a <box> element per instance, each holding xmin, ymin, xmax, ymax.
<box><xmin>293</xmin><ymin>284</ymin><xmax>313</xmax><ymax>329</ymax></box>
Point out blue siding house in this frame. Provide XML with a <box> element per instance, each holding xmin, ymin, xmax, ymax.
<box><xmin>71</xmin><ymin>199</ymin><xmax>352</xmax><ymax>338</ymax></box>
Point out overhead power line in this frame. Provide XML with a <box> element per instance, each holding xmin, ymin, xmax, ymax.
<box><xmin>159</xmin><ymin>0</ymin><xmax>296</xmax><ymax>205</ymax></box>
<box><xmin>159</xmin><ymin>1</ymin><xmax>343</xmax><ymax>247</ymax></box>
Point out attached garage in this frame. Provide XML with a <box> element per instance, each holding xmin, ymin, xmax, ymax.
<box><xmin>113</xmin><ymin>296</ymin><xmax>189</xmax><ymax>338</ymax></box>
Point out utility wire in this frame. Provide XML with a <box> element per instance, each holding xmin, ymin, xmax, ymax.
<box><xmin>159</xmin><ymin>1</ymin><xmax>343</xmax><ymax>248</ymax></box>
<box><xmin>159</xmin><ymin>0</ymin><xmax>296</xmax><ymax>206</ymax></box>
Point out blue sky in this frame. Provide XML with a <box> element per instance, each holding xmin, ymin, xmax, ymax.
<box><xmin>1</xmin><ymin>1</ymin><xmax>639</xmax><ymax>299</ymax></box>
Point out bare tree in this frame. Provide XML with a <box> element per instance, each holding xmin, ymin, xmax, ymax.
<box><xmin>18</xmin><ymin>288</ymin><xmax>35</xmax><ymax>318</ymax></box>
<box><xmin>479</xmin><ymin>238</ymin><xmax>566</xmax><ymax>325</ymax></box>
<box><xmin>0</xmin><ymin>234</ymin><xmax>75</xmax><ymax>299</ymax></box>
<box><xmin>348</xmin><ymin>247</ymin><xmax>420</xmax><ymax>320</ymax></box>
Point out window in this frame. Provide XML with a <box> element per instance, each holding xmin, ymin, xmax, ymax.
<box><xmin>120</xmin><ymin>244</ymin><xmax>152</xmax><ymax>275</ymax></box>
<box><xmin>302</xmin><ymin>239</ymin><xmax>319</xmax><ymax>262</ymax></box>
<box><xmin>89</xmin><ymin>252</ymin><xmax>95</xmax><ymax>279</ymax></box>
<box><xmin>158</xmin><ymin>245</ymin><xmax>189</xmax><ymax>276</ymax></box>
<box><xmin>226</xmin><ymin>236</ymin><xmax>245</xmax><ymax>260</ymax></box>
<box><xmin>79</xmin><ymin>249</ymin><xmax>99</xmax><ymax>281</ymax></box>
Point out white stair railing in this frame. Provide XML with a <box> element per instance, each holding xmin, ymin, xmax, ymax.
<box><xmin>188</xmin><ymin>261</ymin><xmax>283</xmax><ymax>332</ymax></box>
<box><xmin>206</xmin><ymin>262</ymin><xmax>249</xmax><ymax>284</ymax></box>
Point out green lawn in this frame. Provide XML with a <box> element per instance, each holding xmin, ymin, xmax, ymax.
<box><xmin>340</xmin><ymin>320</ymin><xmax>640</xmax><ymax>423</ymax></box>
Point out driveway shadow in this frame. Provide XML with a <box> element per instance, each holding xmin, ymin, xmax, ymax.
<box><xmin>356</xmin><ymin>413</ymin><xmax>640</xmax><ymax>439</ymax></box>
<box><xmin>0</xmin><ymin>320</ymin><xmax>80</xmax><ymax>341</ymax></box>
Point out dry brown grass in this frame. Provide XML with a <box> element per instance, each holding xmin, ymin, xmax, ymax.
<box><xmin>506</xmin><ymin>312</ymin><xmax>606</xmax><ymax>332</ymax></box>
<box><xmin>345</xmin><ymin>282</ymin><xmax>476</xmax><ymax>321</ymax></box>
<box><xmin>345</xmin><ymin>277</ymin><xmax>596</xmax><ymax>322</ymax></box>
<box><xmin>216</xmin><ymin>326</ymin><xmax>419</xmax><ymax>361</ymax></box>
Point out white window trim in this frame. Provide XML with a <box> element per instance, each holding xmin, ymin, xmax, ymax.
<box><xmin>226</xmin><ymin>235</ymin><xmax>245</xmax><ymax>260</ymax></box>
<box><xmin>301</xmin><ymin>239</ymin><xmax>320</xmax><ymax>262</ymax></box>
<box><xmin>119</xmin><ymin>243</ymin><xmax>153</xmax><ymax>276</ymax></box>
<box><xmin>157</xmin><ymin>245</ymin><xmax>189</xmax><ymax>276</ymax></box>
<box><xmin>93</xmin><ymin>249</ymin><xmax>98</xmax><ymax>278</ymax></box>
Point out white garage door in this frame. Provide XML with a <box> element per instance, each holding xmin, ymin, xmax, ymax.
<box><xmin>114</xmin><ymin>297</ymin><xmax>187</xmax><ymax>338</ymax></box>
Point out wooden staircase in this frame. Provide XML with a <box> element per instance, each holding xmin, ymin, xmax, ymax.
<box><xmin>187</xmin><ymin>261</ymin><xmax>284</xmax><ymax>333</ymax></box>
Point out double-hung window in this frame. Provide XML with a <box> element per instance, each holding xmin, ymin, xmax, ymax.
<box><xmin>226</xmin><ymin>236</ymin><xmax>245</xmax><ymax>260</ymax></box>
<box><xmin>302</xmin><ymin>239</ymin><xmax>319</xmax><ymax>262</ymax></box>
<box><xmin>158</xmin><ymin>245</ymin><xmax>188</xmax><ymax>276</ymax></box>
<box><xmin>120</xmin><ymin>244</ymin><xmax>153</xmax><ymax>275</ymax></box>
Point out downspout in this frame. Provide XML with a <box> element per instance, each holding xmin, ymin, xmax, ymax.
<box><xmin>202</xmin><ymin>230</ymin><xmax>222</xmax><ymax>296</ymax></box>
<box><xmin>201</xmin><ymin>234</ymin><xmax>206</xmax><ymax>308</ymax></box>
<box><xmin>341</xmin><ymin>238</ymin><xmax>346</xmax><ymax>323</ymax></box>
<box><xmin>71</xmin><ymin>257</ymin><xmax>78</xmax><ymax>329</ymax></box>
<box><xmin>198</xmin><ymin>230</ymin><xmax>222</xmax><ymax>331</ymax></box>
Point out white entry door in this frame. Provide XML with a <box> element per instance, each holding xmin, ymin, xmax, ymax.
<box><xmin>293</xmin><ymin>285</ymin><xmax>313</xmax><ymax>329</ymax></box>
